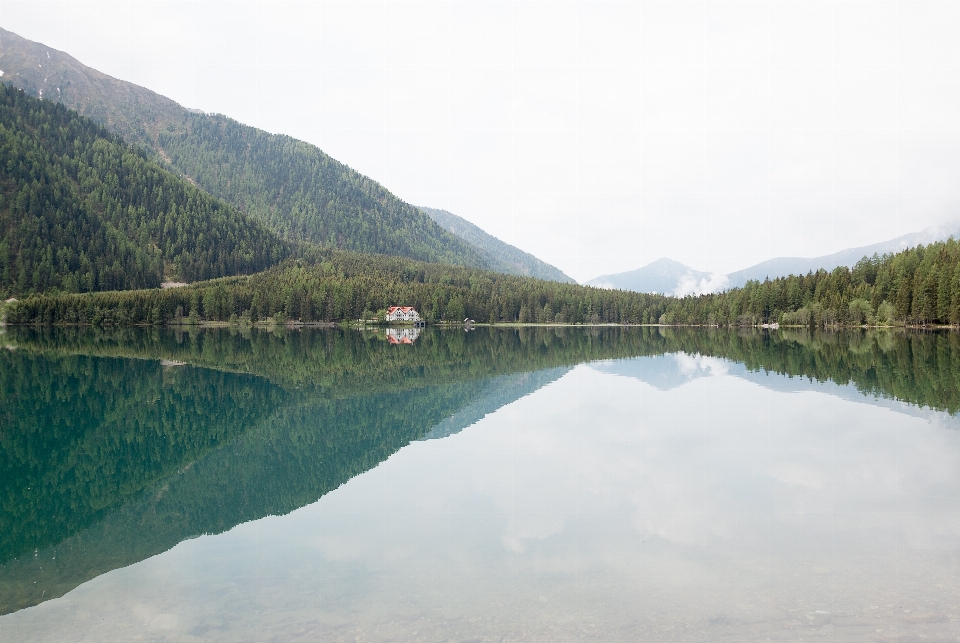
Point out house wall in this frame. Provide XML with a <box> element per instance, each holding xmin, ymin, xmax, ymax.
<box><xmin>385</xmin><ymin>308</ymin><xmax>420</xmax><ymax>322</ymax></box>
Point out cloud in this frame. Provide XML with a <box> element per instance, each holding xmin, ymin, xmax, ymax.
<box><xmin>672</xmin><ymin>272</ymin><xmax>730</xmax><ymax>297</ymax></box>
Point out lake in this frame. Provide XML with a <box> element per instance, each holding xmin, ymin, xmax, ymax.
<box><xmin>2</xmin><ymin>326</ymin><xmax>960</xmax><ymax>641</ymax></box>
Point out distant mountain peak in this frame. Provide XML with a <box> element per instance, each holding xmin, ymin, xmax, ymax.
<box><xmin>584</xmin><ymin>220</ymin><xmax>960</xmax><ymax>297</ymax></box>
<box><xmin>724</xmin><ymin>220</ymin><xmax>960</xmax><ymax>289</ymax></box>
<box><xmin>586</xmin><ymin>258</ymin><xmax>727</xmax><ymax>296</ymax></box>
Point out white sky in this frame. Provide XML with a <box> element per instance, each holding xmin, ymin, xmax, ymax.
<box><xmin>2</xmin><ymin>1</ymin><xmax>960</xmax><ymax>282</ymax></box>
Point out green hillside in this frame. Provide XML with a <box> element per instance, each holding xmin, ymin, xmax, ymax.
<box><xmin>0</xmin><ymin>28</ymin><xmax>488</xmax><ymax>268</ymax></box>
<box><xmin>420</xmin><ymin>206</ymin><xmax>575</xmax><ymax>282</ymax></box>
<box><xmin>0</xmin><ymin>84</ymin><xmax>289</xmax><ymax>298</ymax></box>
<box><xmin>156</xmin><ymin>114</ymin><xmax>488</xmax><ymax>265</ymax></box>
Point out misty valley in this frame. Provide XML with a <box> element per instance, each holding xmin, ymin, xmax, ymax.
<box><xmin>3</xmin><ymin>8</ymin><xmax>960</xmax><ymax>642</ymax></box>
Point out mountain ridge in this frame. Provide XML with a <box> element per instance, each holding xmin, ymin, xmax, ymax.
<box><xmin>725</xmin><ymin>221</ymin><xmax>960</xmax><ymax>288</ymax></box>
<box><xmin>586</xmin><ymin>257</ymin><xmax>724</xmax><ymax>296</ymax></box>
<box><xmin>587</xmin><ymin>221</ymin><xmax>960</xmax><ymax>295</ymax></box>
<box><xmin>420</xmin><ymin>207</ymin><xmax>574</xmax><ymax>283</ymax></box>
<box><xmin>0</xmin><ymin>27</ymin><xmax>488</xmax><ymax>269</ymax></box>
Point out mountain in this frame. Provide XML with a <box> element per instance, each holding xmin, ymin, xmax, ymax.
<box><xmin>586</xmin><ymin>222</ymin><xmax>960</xmax><ymax>296</ymax></box>
<box><xmin>420</xmin><ymin>207</ymin><xmax>574</xmax><ymax>283</ymax></box>
<box><xmin>0</xmin><ymin>28</ymin><xmax>184</xmax><ymax>147</ymax></box>
<box><xmin>0</xmin><ymin>84</ymin><xmax>288</xmax><ymax>297</ymax></box>
<box><xmin>725</xmin><ymin>221</ymin><xmax>960</xmax><ymax>288</ymax></box>
<box><xmin>585</xmin><ymin>257</ymin><xmax>726</xmax><ymax>296</ymax></box>
<box><xmin>0</xmin><ymin>27</ymin><xmax>487</xmax><ymax>269</ymax></box>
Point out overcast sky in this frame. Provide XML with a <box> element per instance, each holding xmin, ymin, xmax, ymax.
<box><xmin>2</xmin><ymin>1</ymin><xmax>959</xmax><ymax>282</ymax></box>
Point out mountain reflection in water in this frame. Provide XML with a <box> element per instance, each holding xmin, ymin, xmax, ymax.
<box><xmin>3</xmin><ymin>327</ymin><xmax>960</xmax><ymax>641</ymax></box>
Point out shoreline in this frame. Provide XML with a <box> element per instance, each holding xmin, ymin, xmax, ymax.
<box><xmin>0</xmin><ymin>320</ymin><xmax>949</xmax><ymax>330</ymax></box>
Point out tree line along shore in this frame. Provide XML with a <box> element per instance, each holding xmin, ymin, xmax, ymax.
<box><xmin>6</xmin><ymin>238</ymin><xmax>960</xmax><ymax>328</ymax></box>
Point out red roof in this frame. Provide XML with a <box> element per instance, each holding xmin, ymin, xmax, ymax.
<box><xmin>387</xmin><ymin>306</ymin><xmax>416</xmax><ymax>313</ymax></box>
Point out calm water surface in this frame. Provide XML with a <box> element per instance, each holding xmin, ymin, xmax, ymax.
<box><xmin>3</xmin><ymin>327</ymin><xmax>960</xmax><ymax>641</ymax></box>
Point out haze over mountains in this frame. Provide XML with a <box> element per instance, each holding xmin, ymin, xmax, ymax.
<box><xmin>724</xmin><ymin>221</ymin><xmax>960</xmax><ymax>288</ymax></box>
<box><xmin>3</xmin><ymin>25</ymin><xmax>957</xmax><ymax>311</ymax></box>
<box><xmin>0</xmin><ymin>27</ymin><xmax>569</xmax><ymax>288</ymax></box>
<box><xmin>420</xmin><ymin>207</ymin><xmax>573</xmax><ymax>283</ymax></box>
<box><xmin>0</xmin><ymin>27</ymin><xmax>667</xmax><ymax>327</ymax></box>
<box><xmin>586</xmin><ymin>258</ymin><xmax>725</xmax><ymax>298</ymax></box>
<box><xmin>587</xmin><ymin>221</ymin><xmax>960</xmax><ymax>296</ymax></box>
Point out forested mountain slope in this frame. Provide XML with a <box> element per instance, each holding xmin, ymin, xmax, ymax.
<box><xmin>0</xmin><ymin>28</ymin><xmax>487</xmax><ymax>268</ymax></box>
<box><xmin>0</xmin><ymin>84</ymin><xmax>288</xmax><ymax>297</ymax></box>
<box><xmin>420</xmin><ymin>206</ymin><xmax>574</xmax><ymax>282</ymax></box>
<box><xmin>155</xmin><ymin>116</ymin><xmax>486</xmax><ymax>265</ymax></box>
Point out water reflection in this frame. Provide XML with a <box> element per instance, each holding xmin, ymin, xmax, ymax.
<box><xmin>3</xmin><ymin>328</ymin><xmax>960</xmax><ymax>640</ymax></box>
<box><xmin>0</xmin><ymin>326</ymin><xmax>648</xmax><ymax>614</ymax></box>
<box><xmin>384</xmin><ymin>327</ymin><xmax>420</xmax><ymax>344</ymax></box>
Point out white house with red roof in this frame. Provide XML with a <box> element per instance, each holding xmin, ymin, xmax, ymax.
<box><xmin>385</xmin><ymin>306</ymin><xmax>421</xmax><ymax>322</ymax></box>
